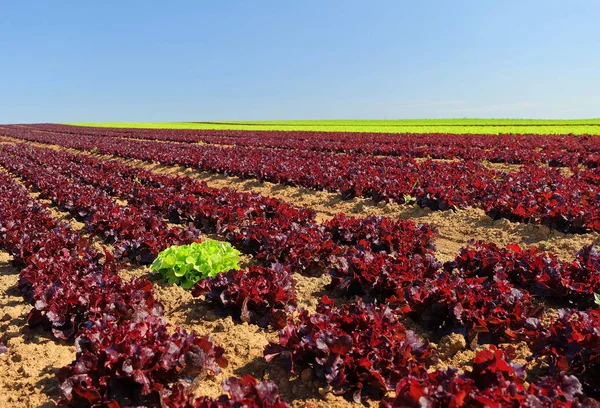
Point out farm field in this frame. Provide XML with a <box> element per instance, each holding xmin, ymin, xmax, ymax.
<box><xmin>0</xmin><ymin>123</ymin><xmax>599</xmax><ymax>407</ymax></box>
<box><xmin>69</xmin><ymin>118</ymin><xmax>600</xmax><ymax>135</ymax></box>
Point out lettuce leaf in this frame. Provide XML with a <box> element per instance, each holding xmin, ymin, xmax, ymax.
<box><xmin>151</xmin><ymin>241</ymin><xmax>241</xmax><ymax>288</ymax></box>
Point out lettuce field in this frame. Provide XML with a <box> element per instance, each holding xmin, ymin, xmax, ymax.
<box><xmin>0</xmin><ymin>122</ymin><xmax>599</xmax><ymax>407</ymax></box>
<box><xmin>70</xmin><ymin>119</ymin><xmax>600</xmax><ymax>135</ymax></box>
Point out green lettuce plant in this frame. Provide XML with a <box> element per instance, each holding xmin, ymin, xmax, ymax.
<box><xmin>151</xmin><ymin>241</ymin><xmax>241</xmax><ymax>289</ymax></box>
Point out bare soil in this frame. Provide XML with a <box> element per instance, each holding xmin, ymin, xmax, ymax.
<box><xmin>0</xmin><ymin>138</ymin><xmax>597</xmax><ymax>406</ymax></box>
<box><xmin>0</xmin><ymin>252</ymin><xmax>75</xmax><ymax>408</ymax></box>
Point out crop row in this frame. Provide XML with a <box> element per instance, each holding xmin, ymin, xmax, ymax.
<box><xmin>2</xmin><ymin>143</ymin><xmax>599</xmax><ymax>403</ymax></box>
<box><xmin>2</xmin><ymin>127</ymin><xmax>600</xmax><ymax>233</ymax></box>
<box><xmin>0</xmin><ymin>171</ymin><xmax>299</xmax><ymax>407</ymax></box>
<box><xmin>25</xmin><ymin>123</ymin><xmax>600</xmax><ymax>167</ymax></box>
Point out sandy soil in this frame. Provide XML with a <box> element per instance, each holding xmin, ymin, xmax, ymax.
<box><xmin>0</xmin><ymin>138</ymin><xmax>597</xmax><ymax>406</ymax></box>
<box><xmin>0</xmin><ymin>252</ymin><xmax>75</xmax><ymax>408</ymax></box>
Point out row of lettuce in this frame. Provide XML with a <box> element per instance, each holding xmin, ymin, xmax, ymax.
<box><xmin>2</xmin><ymin>125</ymin><xmax>600</xmax><ymax>234</ymax></box>
<box><xmin>0</xmin><ymin>143</ymin><xmax>599</xmax><ymax>406</ymax></box>
<box><xmin>25</xmin><ymin>123</ymin><xmax>600</xmax><ymax>167</ymax></box>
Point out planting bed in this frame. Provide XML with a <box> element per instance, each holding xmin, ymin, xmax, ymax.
<box><xmin>0</xmin><ymin>124</ymin><xmax>598</xmax><ymax>407</ymax></box>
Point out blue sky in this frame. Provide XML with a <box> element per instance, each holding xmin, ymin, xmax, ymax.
<box><xmin>1</xmin><ymin>0</ymin><xmax>599</xmax><ymax>122</ymax></box>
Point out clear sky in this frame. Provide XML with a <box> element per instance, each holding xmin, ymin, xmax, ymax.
<box><xmin>1</xmin><ymin>0</ymin><xmax>599</xmax><ymax>122</ymax></box>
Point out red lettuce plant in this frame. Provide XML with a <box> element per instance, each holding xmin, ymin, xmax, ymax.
<box><xmin>381</xmin><ymin>347</ymin><xmax>596</xmax><ymax>407</ymax></box>
<box><xmin>447</xmin><ymin>242</ymin><xmax>567</xmax><ymax>299</ymax></box>
<box><xmin>161</xmin><ymin>375</ymin><xmax>290</xmax><ymax>408</ymax></box>
<box><xmin>400</xmin><ymin>273</ymin><xmax>542</xmax><ymax>344</ymax></box>
<box><xmin>533</xmin><ymin>308</ymin><xmax>600</xmax><ymax>397</ymax></box>
<box><xmin>323</xmin><ymin>214</ymin><xmax>436</xmax><ymax>256</ymax></box>
<box><xmin>58</xmin><ymin>308</ymin><xmax>227</xmax><ymax>407</ymax></box>
<box><xmin>448</xmin><ymin>242</ymin><xmax>600</xmax><ymax>309</ymax></box>
<box><xmin>264</xmin><ymin>297</ymin><xmax>434</xmax><ymax>402</ymax></box>
<box><xmin>564</xmin><ymin>245</ymin><xmax>600</xmax><ymax>308</ymax></box>
<box><xmin>192</xmin><ymin>265</ymin><xmax>297</xmax><ymax>329</ymax></box>
<box><xmin>327</xmin><ymin>246</ymin><xmax>440</xmax><ymax>302</ymax></box>
<box><xmin>226</xmin><ymin>219</ymin><xmax>340</xmax><ymax>276</ymax></box>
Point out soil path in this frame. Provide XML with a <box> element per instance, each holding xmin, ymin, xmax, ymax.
<box><xmin>0</xmin><ymin>252</ymin><xmax>75</xmax><ymax>408</ymax></box>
